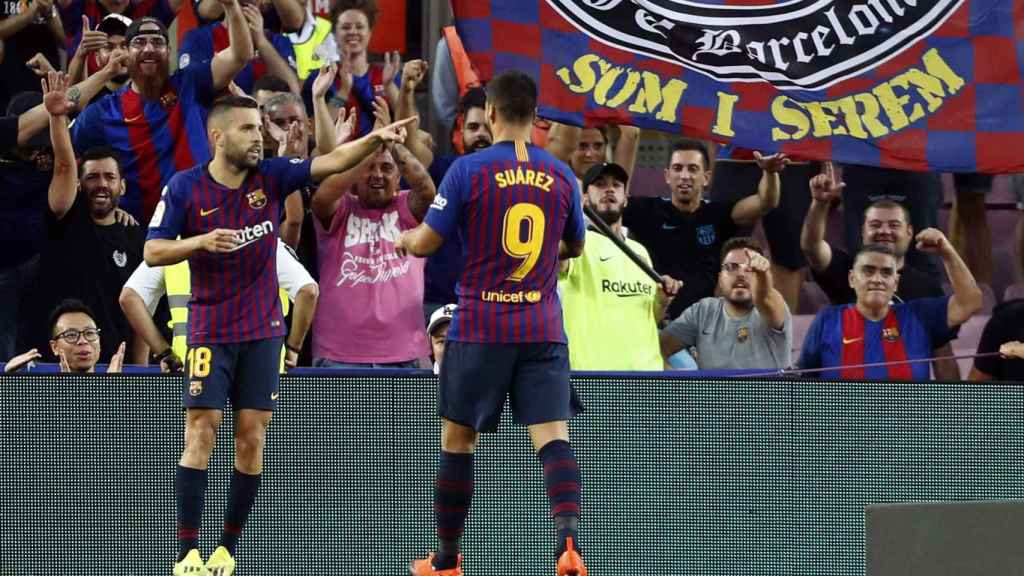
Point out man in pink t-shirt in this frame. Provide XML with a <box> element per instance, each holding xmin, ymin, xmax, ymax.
<box><xmin>311</xmin><ymin>141</ymin><xmax>436</xmax><ymax>367</ymax></box>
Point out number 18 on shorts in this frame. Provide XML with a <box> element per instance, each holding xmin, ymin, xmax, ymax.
<box><xmin>183</xmin><ymin>338</ymin><xmax>283</xmax><ymax>411</ymax></box>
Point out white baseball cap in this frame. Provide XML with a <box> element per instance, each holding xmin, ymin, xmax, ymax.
<box><xmin>427</xmin><ymin>304</ymin><xmax>456</xmax><ymax>336</ymax></box>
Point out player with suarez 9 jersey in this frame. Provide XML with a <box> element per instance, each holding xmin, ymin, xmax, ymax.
<box><xmin>396</xmin><ymin>70</ymin><xmax>588</xmax><ymax>576</ymax></box>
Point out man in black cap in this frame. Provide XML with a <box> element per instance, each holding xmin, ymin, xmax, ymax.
<box><xmin>67</xmin><ymin>13</ymin><xmax>132</xmax><ymax>99</ymax></box>
<box><xmin>71</xmin><ymin>1</ymin><xmax>255</xmax><ymax>223</ymax></box>
<box><xmin>559</xmin><ymin>161</ymin><xmax>681</xmax><ymax>371</ymax></box>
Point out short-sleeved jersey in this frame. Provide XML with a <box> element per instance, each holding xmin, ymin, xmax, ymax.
<box><xmin>559</xmin><ymin>229</ymin><xmax>662</xmax><ymax>370</ymax></box>
<box><xmin>147</xmin><ymin>158</ymin><xmax>313</xmax><ymax>344</ymax></box>
<box><xmin>425</xmin><ymin>140</ymin><xmax>585</xmax><ymax>344</ymax></box>
<box><xmin>811</xmin><ymin>248</ymin><xmax>957</xmax><ymax>346</ymax></box>
<box><xmin>180</xmin><ymin>22</ymin><xmax>296</xmax><ymax>94</ymax></box>
<box><xmin>72</xmin><ymin>62</ymin><xmax>216</xmax><ymax>221</ymax></box>
<box><xmin>798</xmin><ymin>297</ymin><xmax>951</xmax><ymax>381</ymax></box>
<box><xmin>623</xmin><ymin>196</ymin><xmax>740</xmax><ymax>319</ymax></box>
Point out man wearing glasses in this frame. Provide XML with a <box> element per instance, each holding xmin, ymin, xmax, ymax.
<box><xmin>4</xmin><ymin>298</ymin><xmax>125</xmax><ymax>373</ymax></box>
<box><xmin>71</xmin><ymin>0</ymin><xmax>255</xmax><ymax>223</ymax></box>
<box><xmin>660</xmin><ymin>237</ymin><xmax>792</xmax><ymax>371</ymax></box>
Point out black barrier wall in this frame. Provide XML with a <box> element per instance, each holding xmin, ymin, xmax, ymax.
<box><xmin>1</xmin><ymin>373</ymin><xmax>1023</xmax><ymax>575</ymax></box>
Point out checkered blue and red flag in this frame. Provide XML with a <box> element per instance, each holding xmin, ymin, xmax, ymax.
<box><xmin>452</xmin><ymin>0</ymin><xmax>1024</xmax><ymax>173</ymax></box>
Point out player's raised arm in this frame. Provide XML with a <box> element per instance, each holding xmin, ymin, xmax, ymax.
<box><xmin>308</xmin><ymin>116</ymin><xmax>417</xmax><ymax>182</ymax></box>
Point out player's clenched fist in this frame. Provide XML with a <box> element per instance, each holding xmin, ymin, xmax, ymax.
<box><xmin>199</xmin><ymin>228</ymin><xmax>242</xmax><ymax>253</ymax></box>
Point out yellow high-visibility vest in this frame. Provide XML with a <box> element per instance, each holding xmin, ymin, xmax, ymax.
<box><xmin>165</xmin><ymin>262</ymin><xmax>290</xmax><ymax>371</ymax></box>
<box><xmin>292</xmin><ymin>16</ymin><xmax>334</xmax><ymax>81</ymax></box>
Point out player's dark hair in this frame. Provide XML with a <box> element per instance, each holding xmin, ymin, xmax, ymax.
<box><xmin>49</xmin><ymin>298</ymin><xmax>96</xmax><ymax>337</ymax></box>
<box><xmin>79</xmin><ymin>146</ymin><xmax>123</xmax><ymax>178</ymax></box>
<box><xmin>331</xmin><ymin>0</ymin><xmax>380</xmax><ymax>30</ymax></box>
<box><xmin>864</xmin><ymin>200</ymin><xmax>912</xmax><ymax>226</ymax></box>
<box><xmin>670</xmin><ymin>139</ymin><xmax>711</xmax><ymax>171</ymax></box>
<box><xmin>720</xmin><ymin>236</ymin><xmax>764</xmax><ymax>262</ymax></box>
<box><xmin>486</xmin><ymin>70</ymin><xmax>538</xmax><ymax>126</ymax></box>
<box><xmin>458</xmin><ymin>86</ymin><xmax>487</xmax><ymax>117</ymax></box>
<box><xmin>253</xmin><ymin>74</ymin><xmax>291</xmax><ymax>95</ymax></box>
<box><xmin>208</xmin><ymin>95</ymin><xmax>260</xmax><ymax>128</ymax></box>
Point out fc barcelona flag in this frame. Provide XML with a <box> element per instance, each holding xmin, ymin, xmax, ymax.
<box><xmin>451</xmin><ymin>0</ymin><xmax>1024</xmax><ymax>173</ymax></box>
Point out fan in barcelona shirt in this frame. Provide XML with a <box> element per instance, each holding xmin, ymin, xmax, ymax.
<box><xmin>71</xmin><ymin>5</ymin><xmax>253</xmax><ymax>223</ymax></box>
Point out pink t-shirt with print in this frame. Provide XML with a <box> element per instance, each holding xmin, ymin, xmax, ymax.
<box><xmin>313</xmin><ymin>190</ymin><xmax>428</xmax><ymax>363</ymax></box>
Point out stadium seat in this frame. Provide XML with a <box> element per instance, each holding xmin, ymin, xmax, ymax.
<box><xmin>950</xmin><ymin>314</ymin><xmax>991</xmax><ymax>377</ymax></box>
<box><xmin>797</xmin><ymin>282</ymin><xmax>830</xmax><ymax>315</ymax></box>
<box><xmin>791</xmin><ymin>314</ymin><xmax>816</xmax><ymax>360</ymax></box>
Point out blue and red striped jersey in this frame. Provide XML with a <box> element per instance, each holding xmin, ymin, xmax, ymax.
<box><xmin>71</xmin><ymin>61</ymin><xmax>216</xmax><ymax>222</ymax></box>
<box><xmin>798</xmin><ymin>297</ymin><xmax>952</xmax><ymax>381</ymax></box>
<box><xmin>179</xmin><ymin>22</ymin><xmax>296</xmax><ymax>94</ymax></box>
<box><xmin>147</xmin><ymin>158</ymin><xmax>313</xmax><ymax>344</ymax></box>
<box><xmin>424</xmin><ymin>140</ymin><xmax>585</xmax><ymax>344</ymax></box>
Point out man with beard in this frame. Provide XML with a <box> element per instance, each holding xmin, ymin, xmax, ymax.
<box><xmin>559</xmin><ymin>162</ymin><xmax>680</xmax><ymax>370</ymax></box>
<box><xmin>799</xmin><ymin>239</ymin><xmax>981</xmax><ymax>381</ymax></box>
<box><xmin>309</xmin><ymin>118</ymin><xmax>436</xmax><ymax>368</ymax></box>
<box><xmin>660</xmin><ymin>237</ymin><xmax>791</xmax><ymax>371</ymax></box>
<box><xmin>67</xmin><ymin>13</ymin><xmax>131</xmax><ymax>99</ymax></box>
<box><xmin>423</xmin><ymin>86</ymin><xmax>492</xmax><ymax>319</ymax></box>
<box><xmin>29</xmin><ymin>72</ymin><xmax>144</xmax><ymax>365</ymax></box>
<box><xmin>145</xmin><ymin>95</ymin><xmax>412</xmax><ymax>575</ymax></box>
<box><xmin>800</xmin><ymin>162</ymin><xmax>961</xmax><ymax>380</ymax></box>
<box><xmin>428</xmin><ymin>87</ymin><xmax>492</xmax><ymax>184</ymax></box>
<box><xmin>72</xmin><ymin>2</ymin><xmax>254</xmax><ymax>222</ymax></box>
<box><xmin>623</xmin><ymin>139</ymin><xmax>789</xmax><ymax>321</ymax></box>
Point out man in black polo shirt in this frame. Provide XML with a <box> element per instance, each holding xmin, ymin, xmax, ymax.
<box><xmin>623</xmin><ymin>138</ymin><xmax>789</xmax><ymax>320</ymax></box>
<box><xmin>24</xmin><ymin>73</ymin><xmax>143</xmax><ymax>364</ymax></box>
<box><xmin>800</xmin><ymin>161</ymin><xmax>959</xmax><ymax>380</ymax></box>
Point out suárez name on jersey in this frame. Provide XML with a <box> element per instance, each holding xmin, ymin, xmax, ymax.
<box><xmin>495</xmin><ymin>167</ymin><xmax>554</xmax><ymax>192</ymax></box>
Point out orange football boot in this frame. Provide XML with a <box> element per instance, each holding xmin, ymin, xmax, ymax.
<box><xmin>409</xmin><ymin>552</ymin><xmax>463</xmax><ymax>576</ymax></box>
<box><xmin>556</xmin><ymin>537</ymin><xmax>587</xmax><ymax>576</ymax></box>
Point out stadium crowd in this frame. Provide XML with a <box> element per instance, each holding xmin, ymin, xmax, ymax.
<box><xmin>1</xmin><ymin>0</ymin><xmax>1022</xmax><ymax>382</ymax></box>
